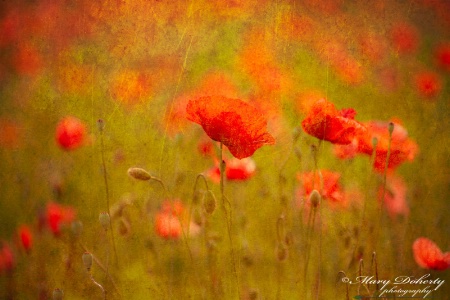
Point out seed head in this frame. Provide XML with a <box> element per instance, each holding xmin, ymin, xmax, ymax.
<box><xmin>309</xmin><ymin>189</ymin><xmax>321</xmax><ymax>208</ymax></box>
<box><xmin>99</xmin><ymin>212</ymin><xmax>110</xmax><ymax>231</ymax></box>
<box><xmin>82</xmin><ymin>252</ymin><xmax>93</xmax><ymax>271</ymax></box>
<box><xmin>53</xmin><ymin>288</ymin><xmax>64</xmax><ymax>300</ymax></box>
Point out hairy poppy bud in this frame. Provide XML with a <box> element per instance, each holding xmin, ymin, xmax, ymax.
<box><xmin>99</xmin><ymin>212</ymin><xmax>110</xmax><ymax>231</ymax></box>
<box><xmin>53</xmin><ymin>288</ymin><xmax>64</xmax><ymax>300</ymax></box>
<box><xmin>203</xmin><ymin>191</ymin><xmax>216</xmax><ymax>215</ymax></box>
<box><xmin>82</xmin><ymin>252</ymin><xmax>93</xmax><ymax>271</ymax></box>
<box><xmin>309</xmin><ymin>189</ymin><xmax>321</xmax><ymax>208</ymax></box>
<box><xmin>127</xmin><ymin>167</ymin><xmax>152</xmax><ymax>181</ymax></box>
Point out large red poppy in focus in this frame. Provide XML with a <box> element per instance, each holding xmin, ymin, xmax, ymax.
<box><xmin>413</xmin><ymin>237</ymin><xmax>450</xmax><ymax>271</ymax></box>
<box><xmin>301</xmin><ymin>99</ymin><xmax>366</xmax><ymax>145</ymax></box>
<box><xmin>186</xmin><ymin>96</ymin><xmax>275</xmax><ymax>159</ymax></box>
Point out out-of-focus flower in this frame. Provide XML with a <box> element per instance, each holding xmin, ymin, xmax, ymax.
<box><xmin>295</xmin><ymin>91</ymin><xmax>326</xmax><ymax>115</ymax></box>
<box><xmin>0</xmin><ymin>119</ymin><xmax>22</xmax><ymax>149</ymax></box>
<box><xmin>110</xmin><ymin>69</ymin><xmax>152</xmax><ymax>105</ymax></box>
<box><xmin>45</xmin><ymin>202</ymin><xmax>76</xmax><ymax>236</ymax></box>
<box><xmin>198</xmin><ymin>139</ymin><xmax>215</xmax><ymax>157</ymax></box>
<box><xmin>13</xmin><ymin>43</ymin><xmax>43</xmax><ymax>76</ymax></box>
<box><xmin>17</xmin><ymin>225</ymin><xmax>33</xmax><ymax>252</ymax></box>
<box><xmin>155</xmin><ymin>200</ymin><xmax>190</xmax><ymax>240</ymax></box>
<box><xmin>390</xmin><ymin>22</ymin><xmax>419</xmax><ymax>54</ymax></box>
<box><xmin>357</xmin><ymin>121</ymin><xmax>418</xmax><ymax>173</ymax></box>
<box><xmin>413</xmin><ymin>237</ymin><xmax>450</xmax><ymax>271</ymax></box>
<box><xmin>296</xmin><ymin>170</ymin><xmax>345</xmax><ymax>205</ymax></box>
<box><xmin>55</xmin><ymin>116</ymin><xmax>87</xmax><ymax>151</ymax></box>
<box><xmin>414</xmin><ymin>71</ymin><xmax>442</xmax><ymax>99</ymax></box>
<box><xmin>435</xmin><ymin>42</ymin><xmax>450</xmax><ymax>71</ymax></box>
<box><xmin>0</xmin><ymin>243</ymin><xmax>15</xmax><ymax>273</ymax></box>
<box><xmin>301</xmin><ymin>99</ymin><xmax>366</xmax><ymax>145</ymax></box>
<box><xmin>186</xmin><ymin>96</ymin><xmax>275</xmax><ymax>159</ymax></box>
<box><xmin>378</xmin><ymin>174</ymin><xmax>409</xmax><ymax>218</ymax></box>
<box><xmin>359</xmin><ymin>32</ymin><xmax>388</xmax><ymax>62</ymax></box>
<box><xmin>206</xmin><ymin>156</ymin><xmax>257</xmax><ymax>183</ymax></box>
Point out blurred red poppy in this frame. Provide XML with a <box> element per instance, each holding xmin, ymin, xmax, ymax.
<box><xmin>296</xmin><ymin>170</ymin><xmax>344</xmax><ymax>205</ymax></box>
<box><xmin>186</xmin><ymin>96</ymin><xmax>275</xmax><ymax>159</ymax></box>
<box><xmin>18</xmin><ymin>225</ymin><xmax>32</xmax><ymax>252</ymax></box>
<box><xmin>155</xmin><ymin>200</ymin><xmax>184</xmax><ymax>240</ymax></box>
<box><xmin>55</xmin><ymin>116</ymin><xmax>87</xmax><ymax>151</ymax></box>
<box><xmin>378</xmin><ymin>174</ymin><xmax>409</xmax><ymax>218</ymax></box>
<box><xmin>207</xmin><ymin>157</ymin><xmax>256</xmax><ymax>183</ymax></box>
<box><xmin>414</xmin><ymin>71</ymin><xmax>442</xmax><ymax>99</ymax></box>
<box><xmin>46</xmin><ymin>202</ymin><xmax>76</xmax><ymax>236</ymax></box>
<box><xmin>435</xmin><ymin>42</ymin><xmax>450</xmax><ymax>71</ymax></box>
<box><xmin>0</xmin><ymin>243</ymin><xmax>15</xmax><ymax>273</ymax></box>
<box><xmin>357</xmin><ymin>121</ymin><xmax>418</xmax><ymax>173</ymax></box>
<box><xmin>413</xmin><ymin>237</ymin><xmax>450</xmax><ymax>271</ymax></box>
<box><xmin>390</xmin><ymin>22</ymin><xmax>419</xmax><ymax>54</ymax></box>
<box><xmin>301</xmin><ymin>99</ymin><xmax>366</xmax><ymax>145</ymax></box>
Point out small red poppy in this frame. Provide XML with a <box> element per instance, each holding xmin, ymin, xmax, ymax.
<box><xmin>435</xmin><ymin>42</ymin><xmax>450</xmax><ymax>72</ymax></box>
<box><xmin>55</xmin><ymin>116</ymin><xmax>87</xmax><ymax>151</ymax></box>
<box><xmin>18</xmin><ymin>225</ymin><xmax>33</xmax><ymax>252</ymax></box>
<box><xmin>186</xmin><ymin>96</ymin><xmax>275</xmax><ymax>159</ymax></box>
<box><xmin>413</xmin><ymin>237</ymin><xmax>450</xmax><ymax>271</ymax></box>
<box><xmin>155</xmin><ymin>200</ymin><xmax>184</xmax><ymax>240</ymax></box>
<box><xmin>207</xmin><ymin>157</ymin><xmax>256</xmax><ymax>183</ymax></box>
<box><xmin>46</xmin><ymin>202</ymin><xmax>76</xmax><ymax>236</ymax></box>
<box><xmin>0</xmin><ymin>243</ymin><xmax>15</xmax><ymax>273</ymax></box>
<box><xmin>378</xmin><ymin>174</ymin><xmax>409</xmax><ymax>218</ymax></box>
<box><xmin>301</xmin><ymin>99</ymin><xmax>366</xmax><ymax>145</ymax></box>
<box><xmin>414</xmin><ymin>71</ymin><xmax>442</xmax><ymax>99</ymax></box>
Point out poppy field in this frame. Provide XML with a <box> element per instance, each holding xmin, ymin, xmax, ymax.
<box><xmin>1</xmin><ymin>0</ymin><xmax>450</xmax><ymax>299</ymax></box>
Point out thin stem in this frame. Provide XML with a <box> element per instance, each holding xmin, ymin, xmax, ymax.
<box><xmin>219</xmin><ymin>142</ymin><xmax>240</xmax><ymax>298</ymax></box>
<box><xmin>89</xmin><ymin>272</ymin><xmax>106</xmax><ymax>300</ymax></box>
<box><xmin>99</xmin><ymin>122</ymin><xmax>118</xmax><ymax>266</ymax></box>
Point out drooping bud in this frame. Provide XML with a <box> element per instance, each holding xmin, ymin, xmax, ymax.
<box><xmin>309</xmin><ymin>189</ymin><xmax>321</xmax><ymax>208</ymax></box>
<box><xmin>99</xmin><ymin>212</ymin><xmax>110</xmax><ymax>231</ymax></box>
<box><xmin>203</xmin><ymin>190</ymin><xmax>217</xmax><ymax>215</ymax></box>
<box><xmin>53</xmin><ymin>288</ymin><xmax>64</xmax><ymax>300</ymax></box>
<box><xmin>82</xmin><ymin>252</ymin><xmax>93</xmax><ymax>271</ymax></box>
<box><xmin>127</xmin><ymin>167</ymin><xmax>152</xmax><ymax>181</ymax></box>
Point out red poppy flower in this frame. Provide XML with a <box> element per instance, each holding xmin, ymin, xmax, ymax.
<box><xmin>0</xmin><ymin>243</ymin><xmax>15</xmax><ymax>273</ymax></box>
<box><xmin>301</xmin><ymin>99</ymin><xmax>366</xmax><ymax>145</ymax></box>
<box><xmin>186</xmin><ymin>96</ymin><xmax>275</xmax><ymax>159</ymax></box>
<box><xmin>13</xmin><ymin>43</ymin><xmax>43</xmax><ymax>76</ymax></box>
<box><xmin>378</xmin><ymin>174</ymin><xmax>409</xmax><ymax>218</ymax></box>
<box><xmin>357</xmin><ymin>121</ymin><xmax>418</xmax><ymax>173</ymax></box>
<box><xmin>46</xmin><ymin>202</ymin><xmax>76</xmax><ymax>236</ymax></box>
<box><xmin>206</xmin><ymin>157</ymin><xmax>256</xmax><ymax>183</ymax></box>
<box><xmin>435</xmin><ymin>42</ymin><xmax>450</xmax><ymax>72</ymax></box>
<box><xmin>414</xmin><ymin>71</ymin><xmax>442</xmax><ymax>99</ymax></box>
<box><xmin>155</xmin><ymin>200</ymin><xmax>184</xmax><ymax>240</ymax></box>
<box><xmin>55</xmin><ymin>116</ymin><xmax>87</xmax><ymax>151</ymax></box>
<box><xmin>413</xmin><ymin>237</ymin><xmax>450</xmax><ymax>271</ymax></box>
<box><xmin>296</xmin><ymin>170</ymin><xmax>344</xmax><ymax>205</ymax></box>
<box><xmin>18</xmin><ymin>225</ymin><xmax>33</xmax><ymax>252</ymax></box>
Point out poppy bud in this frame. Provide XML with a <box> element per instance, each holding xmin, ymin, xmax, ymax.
<box><xmin>127</xmin><ymin>167</ymin><xmax>152</xmax><ymax>181</ymax></box>
<box><xmin>97</xmin><ymin>119</ymin><xmax>105</xmax><ymax>132</ymax></box>
<box><xmin>82</xmin><ymin>252</ymin><xmax>93</xmax><ymax>271</ymax></box>
<box><xmin>388</xmin><ymin>122</ymin><xmax>395</xmax><ymax>135</ymax></box>
<box><xmin>53</xmin><ymin>288</ymin><xmax>64</xmax><ymax>300</ymax></box>
<box><xmin>276</xmin><ymin>243</ymin><xmax>288</xmax><ymax>262</ymax></box>
<box><xmin>203</xmin><ymin>191</ymin><xmax>216</xmax><ymax>215</ymax></box>
<box><xmin>99</xmin><ymin>212</ymin><xmax>110</xmax><ymax>231</ymax></box>
<box><xmin>309</xmin><ymin>189</ymin><xmax>321</xmax><ymax>208</ymax></box>
<box><xmin>372</xmin><ymin>137</ymin><xmax>378</xmax><ymax>149</ymax></box>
